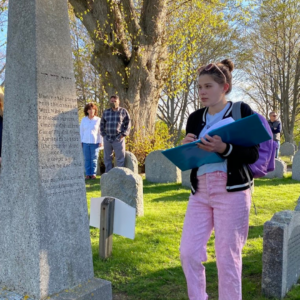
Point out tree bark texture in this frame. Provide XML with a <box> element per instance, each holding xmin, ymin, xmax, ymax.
<box><xmin>68</xmin><ymin>0</ymin><xmax>168</xmax><ymax>137</ymax></box>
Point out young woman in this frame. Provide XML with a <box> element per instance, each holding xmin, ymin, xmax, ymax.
<box><xmin>80</xmin><ymin>103</ymin><xmax>103</xmax><ymax>179</ymax></box>
<box><xmin>180</xmin><ymin>59</ymin><xmax>259</xmax><ymax>300</ymax></box>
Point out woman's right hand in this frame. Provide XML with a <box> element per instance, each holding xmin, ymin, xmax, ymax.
<box><xmin>182</xmin><ymin>133</ymin><xmax>197</xmax><ymax>145</ymax></box>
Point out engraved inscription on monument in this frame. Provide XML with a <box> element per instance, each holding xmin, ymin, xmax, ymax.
<box><xmin>37</xmin><ymin>85</ymin><xmax>84</xmax><ymax>197</ymax></box>
<box><xmin>287</xmin><ymin>226</ymin><xmax>300</xmax><ymax>289</ymax></box>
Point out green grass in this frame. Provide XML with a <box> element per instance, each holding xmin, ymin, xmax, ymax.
<box><xmin>85</xmin><ymin>173</ymin><xmax>300</xmax><ymax>300</ymax></box>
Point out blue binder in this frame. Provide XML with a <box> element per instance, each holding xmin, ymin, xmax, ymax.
<box><xmin>162</xmin><ymin>114</ymin><xmax>271</xmax><ymax>171</ymax></box>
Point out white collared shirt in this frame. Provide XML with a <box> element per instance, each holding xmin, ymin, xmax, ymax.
<box><xmin>197</xmin><ymin>103</ymin><xmax>230</xmax><ymax>176</ymax></box>
<box><xmin>80</xmin><ymin>116</ymin><xmax>103</xmax><ymax>144</ymax></box>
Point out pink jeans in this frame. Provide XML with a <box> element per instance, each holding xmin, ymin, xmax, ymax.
<box><xmin>180</xmin><ymin>171</ymin><xmax>251</xmax><ymax>300</ymax></box>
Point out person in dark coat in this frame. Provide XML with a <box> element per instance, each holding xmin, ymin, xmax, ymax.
<box><xmin>268</xmin><ymin>111</ymin><xmax>281</xmax><ymax>158</ymax></box>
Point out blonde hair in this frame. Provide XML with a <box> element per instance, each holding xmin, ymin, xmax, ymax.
<box><xmin>0</xmin><ymin>88</ymin><xmax>3</xmax><ymax>117</ymax></box>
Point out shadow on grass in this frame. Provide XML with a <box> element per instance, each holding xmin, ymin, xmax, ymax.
<box><xmin>255</xmin><ymin>176</ymin><xmax>300</xmax><ymax>187</ymax></box>
<box><xmin>143</xmin><ymin>181</ymin><xmax>183</xmax><ymax>191</ymax></box>
<box><xmin>149</xmin><ymin>192</ymin><xmax>190</xmax><ymax>202</ymax></box>
<box><xmin>91</xmin><ymin>243</ymin><xmax>290</xmax><ymax>300</ymax></box>
<box><xmin>91</xmin><ymin>225</ymin><xmax>300</xmax><ymax>300</ymax></box>
<box><xmin>248</xmin><ymin>225</ymin><xmax>264</xmax><ymax>239</ymax></box>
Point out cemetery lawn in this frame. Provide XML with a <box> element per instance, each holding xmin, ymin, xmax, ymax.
<box><xmin>85</xmin><ymin>173</ymin><xmax>300</xmax><ymax>300</ymax></box>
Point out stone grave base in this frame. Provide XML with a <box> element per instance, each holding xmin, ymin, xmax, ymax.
<box><xmin>0</xmin><ymin>278</ymin><xmax>112</xmax><ymax>300</ymax></box>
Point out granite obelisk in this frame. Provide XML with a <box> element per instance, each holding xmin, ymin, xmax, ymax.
<box><xmin>0</xmin><ymin>0</ymin><xmax>111</xmax><ymax>299</ymax></box>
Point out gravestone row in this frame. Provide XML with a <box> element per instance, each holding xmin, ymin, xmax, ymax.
<box><xmin>280</xmin><ymin>142</ymin><xmax>295</xmax><ymax>156</ymax></box>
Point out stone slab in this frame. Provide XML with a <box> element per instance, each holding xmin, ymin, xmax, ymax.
<box><xmin>0</xmin><ymin>278</ymin><xmax>112</xmax><ymax>300</ymax></box>
<box><xmin>181</xmin><ymin>170</ymin><xmax>191</xmax><ymax>188</ymax></box>
<box><xmin>113</xmin><ymin>151</ymin><xmax>138</xmax><ymax>174</ymax></box>
<box><xmin>292</xmin><ymin>150</ymin><xmax>300</xmax><ymax>181</ymax></box>
<box><xmin>264</xmin><ymin>158</ymin><xmax>286</xmax><ymax>178</ymax></box>
<box><xmin>145</xmin><ymin>150</ymin><xmax>181</xmax><ymax>183</ymax></box>
<box><xmin>280</xmin><ymin>142</ymin><xmax>295</xmax><ymax>156</ymax></box>
<box><xmin>101</xmin><ymin>167</ymin><xmax>144</xmax><ymax>216</ymax></box>
<box><xmin>262</xmin><ymin>210</ymin><xmax>300</xmax><ymax>299</ymax></box>
<box><xmin>124</xmin><ymin>151</ymin><xmax>139</xmax><ymax>174</ymax></box>
<box><xmin>0</xmin><ymin>0</ymin><xmax>111</xmax><ymax>298</ymax></box>
<box><xmin>295</xmin><ymin>196</ymin><xmax>300</xmax><ymax>211</ymax></box>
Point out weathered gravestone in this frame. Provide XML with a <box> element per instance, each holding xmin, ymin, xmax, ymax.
<box><xmin>295</xmin><ymin>196</ymin><xmax>300</xmax><ymax>211</ymax></box>
<box><xmin>98</xmin><ymin>151</ymin><xmax>139</xmax><ymax>175</ymax></box>
<box><xmin>182</xmin><ymin>170</ymin><xmax>191</xmax><ymax>188</ymax></box>
<box><xmin>280</xmin><ymin>142</ymin><xmax>295</xmax><ymax>156</ymax></box>
<box><xmin>293</xmin><ymin>143</ymin><xmax>297</xmax><ymax>151</ymax></box>
<box><xmin>113</xmin><ymin>151</ymin><xmax>138</xmax><ymax>174</ymax></box>
<box><xmin>145</xmin><ymin>150</ymin><xmax>181</xmax><ymax>183</ymax></box>
<box><xmin>124</xmin><ymin>151</ymin><xmax>139</xmax><ymax>174</ymax></box>
<box><xmin>0</xmin><ymin>1</ymin><xmax>111</xmax><ymax>299</ymax></box>
<box><xmin>292</xmin><ymin>151</ymin><xmax>300</xmax><ymax>181</ymax></box>
<box><xmin>262</xmin><ymin>210</ymin><xmax>300</xmax><ymax>299</ymax></box>
<box><xmin>264</xmin><ymin>158</ymin><xmax>287</xmax><ymax>179</ymax></box>
<box><xmin>101</xmin><ymin>167</ymin><xmax>144</xmax><ymax>216</ymax></box>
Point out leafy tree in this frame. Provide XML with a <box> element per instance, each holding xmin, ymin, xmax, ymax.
<box><xmin>68</xmin><ymin>0</ymin><xmax>247</xmax><ymax>139</ymax></box>
<box><xmin>240</xmin><ymin>0</ymin><xmax>300</xmax><ymax>142</ymax></box>
<box><xmin>68</xmin><ymin>0</ymin><xmax>168</xmax><ymax>137</ymax></box>
<box><xmin>158</xmin><ymin>0</ymin><xmax>246</xmax><ymax>144</ymax></box>
<box><xmin>69</xmin><ymin>7</ymin><xmax>107</xmax><ymax>117</ymax></box>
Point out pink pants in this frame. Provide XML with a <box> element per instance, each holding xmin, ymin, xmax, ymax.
<box><xmin>180</xmin><ymin>171</ymin><xmax>251</xmax><ymax>300</ymax></box>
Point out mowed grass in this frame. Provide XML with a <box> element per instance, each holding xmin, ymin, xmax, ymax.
<box><xmin>85</xmin><ymin>173</ymin><xmax>300</xmax><ymax>300</ymax></box>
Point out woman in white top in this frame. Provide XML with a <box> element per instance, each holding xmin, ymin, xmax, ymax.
<box><xmin>80</xmin><ymin>103</ymin><xmax>103</xmax><ymax>179</ymax></box>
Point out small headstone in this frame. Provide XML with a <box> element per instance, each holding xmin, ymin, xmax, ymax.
<box><xmin>292</xmin><ymin>151</ymin><xmax>300</xmax><ymax>181</ymax></box>
<box><xmin>262</xmin><ymin>210</ymin><xmax>300</xmax><ymax>299</ymax></box>
<box><xmin>124</xmin><ymin>151</ymin><xmax>139</xmax><ymax>174</ymax></box>
<box><xmin>280</xmin><ymin>142</ymin><xmax>295</xmax><ymax>156</ymax></box>
<box><xmin>145</xmin><ymin>150</ymin><xmax>181</xmax><ymax>183</ymax></box>
<box><xmin>264</xmin><ymin>159</ymin><xmax>286</xmax><ymax>178</ymax></box>
<box><xmin>182</xmin><ymin>170</ymin><xmax>191</xmax><ymax>188</ymax></box>
<box><xmin>295</xmin><ymin>196</ymin><xmax>300</xmax><ymax>211</ymax></box>
<box><xmin>100</xmin><ymin>167</ymin><xmax>144</xmax><ymax>216</ymax></box>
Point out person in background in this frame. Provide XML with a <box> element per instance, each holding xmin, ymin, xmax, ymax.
<box><xmin>180</xmin><ymin>59</ymin><xmax>259</xmax><ymax>300</ymax></box>
<box><xmin>80</xmin><ymin>102</ymin><xmax>103</xmax><ymax>179</ymax></box>
<box><xmin>100</xmin><ymin>95</ymin><xmax>131</xmax><ymax>173</ymax></box>
<box><xmin>268</xmin><ymin>111</ymin><xmax>281</xmax><ymax>158</ymax></box>
<box><xmin>0</xmin><ymin>90</ymin><xmax>4</xmax><ymax>166</ymax></box>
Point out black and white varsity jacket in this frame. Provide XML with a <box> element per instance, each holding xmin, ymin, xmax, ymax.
<box><xmin>187</xmin><ymin>101</ymin><xmax>259</xmax><ymax>194</ymax></box>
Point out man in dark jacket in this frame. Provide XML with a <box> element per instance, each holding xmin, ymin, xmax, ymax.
<box><xmin>268</xmin><ymin>111</ymin><xmax>281</xmax><ymax>158</ymax></box>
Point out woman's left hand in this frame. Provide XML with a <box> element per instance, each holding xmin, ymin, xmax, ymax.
<box><xmin>196</xmin><ymin>135</ymin><xmax>227</xmax><ymax>154</ymax></box>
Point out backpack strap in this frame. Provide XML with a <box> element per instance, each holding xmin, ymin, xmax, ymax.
<box><xmin>232</xmin><ymin>101</ymin><xmax>257</xmax><ymax>214</ymax></box>
<box><xmin>231</xmin><ymin>101</ymin><xmax>242</xmax><ymax>120</ymax></box>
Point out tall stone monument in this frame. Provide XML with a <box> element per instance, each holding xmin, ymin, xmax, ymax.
<box><xmin>0</xmin><ymin>1</ymin><xmax>111</xmax><ymax>299</ymax></box>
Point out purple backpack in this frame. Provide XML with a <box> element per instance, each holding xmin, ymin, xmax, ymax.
<box><xmin>232</xmin><ymin>102</ymin><xmax>277</xmax><ymax>178</ymax></box>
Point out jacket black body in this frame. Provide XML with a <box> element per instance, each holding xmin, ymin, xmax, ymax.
<box><xmin>187</xmin><ymin>102</ymin><xmax>259</xmax><ymax>194</ymax></box>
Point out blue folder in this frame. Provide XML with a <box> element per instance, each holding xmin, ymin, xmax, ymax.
<box><xmin>162</xmin><ymin>114</ymin><xmax>271</xmax><ymax>171</ymax></box>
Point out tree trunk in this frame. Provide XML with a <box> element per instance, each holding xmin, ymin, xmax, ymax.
<box><xmin>69</xmin><ymin>0</ymin><xmax>168</xmax><ymax>137</ymax></box>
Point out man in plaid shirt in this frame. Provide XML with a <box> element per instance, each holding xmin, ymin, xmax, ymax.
<box><xmin>100</xmin><ymin>95</ymin><xmax>131</xmax><ymax>172</ymax></box>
